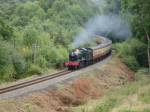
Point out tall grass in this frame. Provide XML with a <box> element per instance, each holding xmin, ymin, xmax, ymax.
<box><xmin>73</xmin><ymin>70</ymin><xmax>150</xmax><ymax>112</ymax></box>
<box><xmin>95</xmin><ymin>71</ymin><xmax>150</xmax><ymax>112</ymax></box>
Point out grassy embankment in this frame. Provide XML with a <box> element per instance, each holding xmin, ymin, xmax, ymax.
<box><xmin>73</xmin><ymin>69</ymin><xmax>150</xmax><ymax>112</ymax></box>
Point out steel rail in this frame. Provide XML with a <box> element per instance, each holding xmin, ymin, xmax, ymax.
<box><xmin>0</xmin><ymin>70</ymin><xmax>72</xmax><ymax>94</ymax></box>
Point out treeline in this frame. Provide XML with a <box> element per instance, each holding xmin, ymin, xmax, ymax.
<box><xmin>0</xmin><ymin>0</ymin><xmax>100</xmax><ymax>82</ymax></box>
<box><xmin>115</xmin><ymin>0</ymin><xmax>150</xmax><ymax>71</ymax></box>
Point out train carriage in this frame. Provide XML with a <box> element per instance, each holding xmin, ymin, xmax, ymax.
<box><xmin>92</xmin><ymin>42</ymin><xmax>112</xmax><ymax>62</ymax></box>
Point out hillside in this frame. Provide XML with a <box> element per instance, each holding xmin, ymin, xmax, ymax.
<box><xmin>0</xmin><ymin>0</ymin><xmax>100</xmax><ymax>82</ymax></box>
<box><xmin>0</xmin><ymin>56</ymin><xmax>137</xmax><ymax>112</ymax></box>
<box><xmin>73</xmin><ymin>70</ymin><xmax>150</xmax><ymax>112</ymax></box>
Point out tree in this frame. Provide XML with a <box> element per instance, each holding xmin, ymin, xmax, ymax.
<box><xmin>0</xmin><ymin>19</ymin><xmax>13</xmax><ymax>41</ymax></box>
<box><xmin>121</xmin><ymin>0</ymin><xmax>150</xmax><ymax>70</ymax></box>
<box><xmin>23</xmin><ymin>26</ymin><xmax>40</xmax><ymax>47</ymax></box>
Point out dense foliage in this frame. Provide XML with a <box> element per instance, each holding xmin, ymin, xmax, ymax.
<box><xmin>115</xmin><ymin>0</ymin><xmax>150</xmax><ymax>71</ymax></box>
<box><xmin>121</xmin><ymin>0</ymin><xmax>150</xmax><ymax>39</ymax></box>
<box><xmin>0</xmin><ymin>0</ymin><xmax>100</xmax><ymax>81</ymax></box>
<box><xmin>114</xmin><ymin>39</ymin><xmax>147</xmax><ymax>71</ymax></box>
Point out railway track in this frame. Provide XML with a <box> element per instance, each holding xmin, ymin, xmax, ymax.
<box><xmin>0</xmin><ymin>36</ymin><xmax>111</xmax><ymax>96</ymax></box>
<box><xmin>0</xmin><ymin>70</ymin><xmax>72</xmax><ymax>94</ymax></box>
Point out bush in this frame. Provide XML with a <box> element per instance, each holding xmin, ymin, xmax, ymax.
<box><xmin>122</xmin><ymin>56</ymin><xmax>140</xmax><ymax>71</ymax></box>
<box><xmin>12</xmin><ymin>51</ymin><xmax>26</xmax><ymax>79</ymax></box>
<box><xmin>114</xmin><ymin>38</ymin><xmax>147</xmax><ymax>71</ymax></box>
<box><xmin>0</xmin><ymin>65</ymin><xmax>14</xmax><ymax>82</ymax></box>
<box><xmin>0</xmin><ymin>41</ymin><xmax>27</xmax><ymax>81</ymax></box>
<box><xmin>0</xmin><ymin>41</ymin><xmax>14</xmax><ymax>82</ymax></box>
<box><xmin>26</xmin><ymin>64</ymin><xmax>43</xmax><ymax>76</ymax></box>
<box><xmin>35</xmin><ymin>55</ymin><xmax>47</xmax><ymax>69</ymax></box>
<box><xmin>44</xmin><ymin>46</ymin><xmax>68</xmax><ymax>68</ymax></box>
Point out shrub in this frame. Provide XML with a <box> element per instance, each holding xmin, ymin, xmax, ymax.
<box><xmin>35</xmin><ymin>55</ymin><xmax>47</xmax><ymax>69</ymax></box>
<box><xmin>114</xmin><ymin>38</ymin><xmax>147</xmax><ymax>71</ymax></box>
<box><xmin>44</xmin><ymin>46</ymin><xmax>68</xmax><ymax>68</ymax></box>
<box><xmin>26</xmin><ymin>64</ymin><xmax>43</xmax><ymax>76</ymax></box>
<box><xmin>12</xmin><ymin>51</ymin><xmax>26</xmax><ymax>79</ymax></box>
<box><xmin>0</xmin><ymin>65</ymin><xmax>14</xmax><ymax>82</ymax></box>
<box><xmin>0</xmin><ymin>41</ymin><xmax>14</xmax><ymax>82</ymax></box>
<box><xmin>122</xmin><ymin>56</ymin><xmax>140</xmax><ymax>71</ymax></box>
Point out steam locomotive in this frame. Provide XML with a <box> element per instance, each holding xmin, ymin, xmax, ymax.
<box><xmin>64</xmin><ymin>37</ymin><xmax>112</xmax><ymax>70</ymax></box>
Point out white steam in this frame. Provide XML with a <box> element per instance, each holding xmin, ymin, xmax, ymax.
<box><xmin>72</xmin><ymin>14</ymin><xmax>132</xmax><ymax>47</ymax></box>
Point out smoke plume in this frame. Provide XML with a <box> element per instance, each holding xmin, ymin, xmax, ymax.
<box><xmin>72</xmin><ymin>14</ymin><xmax>132</xmax><ymax>47</ymax></box>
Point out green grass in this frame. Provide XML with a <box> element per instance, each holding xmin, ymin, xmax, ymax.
<box><xmin>138</xmin><ymin>85</ymin><xmax>150</xmax><ymax>104</ymax></box>
<box><xmin>95</xmin><ymin>97</ymin><xmax>118</xmax><ymax>112</ymax></box>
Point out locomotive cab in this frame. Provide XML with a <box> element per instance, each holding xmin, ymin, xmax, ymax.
<box><xmin>69</xmin><ymin>49</ymin><xmax>80</xmax><ymax>61</ymax></box>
